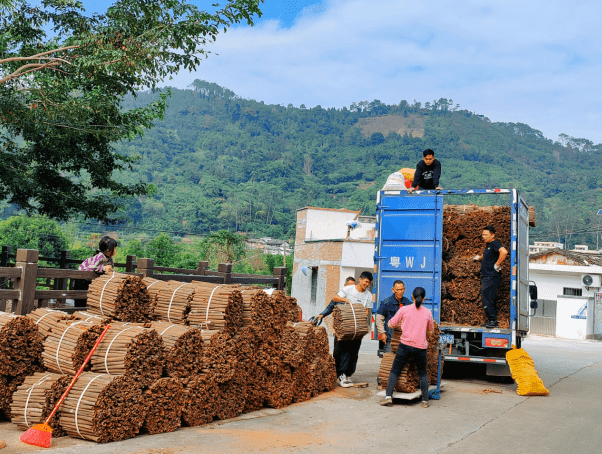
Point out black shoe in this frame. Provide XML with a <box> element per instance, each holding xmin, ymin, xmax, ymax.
<box><xmin>485</xmin><ymin>321</ymin><xmax>499</xmax><ymax>328</ymax></box>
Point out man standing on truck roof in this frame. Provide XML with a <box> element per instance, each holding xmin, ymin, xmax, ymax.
<box><xmin>376</xmin><ymin>280</ymin><xmax>412</xmax><ymax>353</ymax></box>
<box><xmin>407</xmin><ymin>149</ymin><xmax>442</xmax><ymax>193</ymax></box>
<box><xmin>473</xmin><ymin>225</ymin><xmax>508</xmax><ymax>328</ymax></box>
<box><xmin>322</xmin><ymin>272</ymin><xmax>373</xmax><ymax>388</ymax></box>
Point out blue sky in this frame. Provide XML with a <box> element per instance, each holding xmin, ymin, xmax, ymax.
<box><xmin>80</xmin><ymin>0</ymin><xmax>602</xmax><ymax>144</ymax></box>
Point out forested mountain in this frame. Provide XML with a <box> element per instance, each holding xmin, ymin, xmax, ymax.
<box><xmin>44</xmin><ymin>80</ymin><xmax>602</xmax><ymax>245</ymax></box>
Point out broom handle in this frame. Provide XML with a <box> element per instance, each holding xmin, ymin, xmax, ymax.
<box><xmin>43</xmin><ymin>323</ymin><xmax>111</xmax><ymax>425</ymax></box>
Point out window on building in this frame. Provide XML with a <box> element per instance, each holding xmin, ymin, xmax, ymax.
<box><xmin>563</xmin><ymin>287</ymin><xmax>582</xmax><ymax>296</ymax></box>
<box><xmin>310</xmin><ymin>268</ymin><xmax>318</xmax><ymax>305</ymax></box>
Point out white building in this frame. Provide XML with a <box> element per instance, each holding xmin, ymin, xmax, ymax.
<box><xmin>529</xmin><ymin>241</ymin><xmax>564</xmax><ymax>254</ymax></box>
<box><xmin>291</xmin><ymin>207</ymin><xmax>375</xmax><ymax>325</ymax></box>
<box><xmin>529</xmin><ymin>249</ymin><xmax>602</xmax><ymax>340</ymax></box>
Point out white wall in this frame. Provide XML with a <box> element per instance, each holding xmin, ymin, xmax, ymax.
<box><xmin>341</xmin><ymin>242</ymin><xmax>374</xmax><ymax>268</ymax></box>
<box><xmin>305</xmin><ymin>209</ymin><xmax>357</xmax><ymax>241</ymax></box>
<box><xmin>529</xmin><ymin>264</ymin><xmax>602</xmax><ymax>339</ymax></box>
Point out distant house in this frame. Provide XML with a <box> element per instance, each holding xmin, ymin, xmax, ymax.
<box><xmin>291</xmin><ymin>207</ymin><xmax>375</xmax><ymax>328</ymax></box>
<box><xmin>529</xmin><ymin>241</ymin><xmax>564</xmax><ymax>254</ymax></box>
<box><xmin>529</xmin><ymin>249</ymin><xmax>602</xmax><ymax>340</ymax></box>
<box><xmin>245</xmin><ymin>238</ymin><xmax>291</xmax><ymax>256</ymax></box>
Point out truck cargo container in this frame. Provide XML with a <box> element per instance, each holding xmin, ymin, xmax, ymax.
<box><xmin>373</xmin><ymin>188</ymin><xmax>532</xmax><ymax>376</ymax></box>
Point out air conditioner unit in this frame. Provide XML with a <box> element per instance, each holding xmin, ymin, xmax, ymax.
<box><xmin>581</xmin><ymin>274</ymin><xmax>601</xmax><ymax>288</ymax></box>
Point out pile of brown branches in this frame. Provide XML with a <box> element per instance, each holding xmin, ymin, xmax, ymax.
<box><xmin>441</xmin><ymin>205</ymin><xmax>511</xmax><ymax>327</ymax></box>
<box><xmin>141</xmin><ymin>377</ymin><xmax>184</xmax><ymax>434</ymax></box>
<box><xmin>332</xmin><ymin>303</ymin><xmax>370</xmax><ymax>340</ymax></box>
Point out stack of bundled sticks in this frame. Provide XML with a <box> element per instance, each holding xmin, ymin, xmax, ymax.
<box><xmin>188</xmin><ymin>283</ymin><xmax>243</xmax><ymax>335</ymax></box>
<box><xmin>440</xmin><ymin>205</ymin><xmax>511</xmax><ymax>328</ymax></box>
<box><xmin>70</xmin><ymin>311</ymin><xmax>108</xmax><ymax>325</ymax></box>
<box><xmin>59</xmin><ymin>373</ymin><xmax>147</xmax><ymax>443</ymax></box>
<box><xmin>141</xmin><ymin>377</ymin><xmax>184</xmax><ymax>434</ymax></box>
<box><xmin>10</xmin><ymin>372</ymin><xmax>71</xmax><ymax>437</ymax></box>
<box><xmin>87</xmin><ymin>273</ymin><xmax>154</xmax><ymax>322</ymax></box>
<box><xmin>377</xmin><ymin>322</ymin><xmax>443</xmax><ymax>393</ymax></box>
<box><xmin>332</xmin><ymin>303</ymin><xmax>370</xmax><ymax>340</ymax></box>
<box><xmin>90</xmin><ymin>324</ymin><xmax>164</xmax><ymax>387</ymax></box>
<box><xmin>309</xmin><ymin>356</ymin><xmax>337</xmax><ymax>396</ymax></box>
<box><xmin>270</xmin><ymin>290</ymin><xmax>298</xmax><ymax>326</ymax></box>
<box><xmin>155</xmin><ymin>281</ymin><xmax>196</xmax><ymax>324</ymax></box>
<box><xmin>42</xmin><ymin>319</ymin><xmax>104</xmax><ymax>375</ymax></box>
<box><xmin>26</xmin><ymin>308</ymin><xmax>72</xmax><ymax>339</ymax></box>
<box><xmin>149</xmin><ymin>321</ymin><xmax>204</xmax><ymax>384</ymax></box>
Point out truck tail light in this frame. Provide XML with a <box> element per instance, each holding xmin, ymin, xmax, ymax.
<box><xmin>484</xmin><ymin>337</ymin><xmax>509</xmax><ymax>348</ymax></box>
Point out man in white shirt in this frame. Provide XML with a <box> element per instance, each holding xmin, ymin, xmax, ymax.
<box><xmin>331</xmin><ymin>271</ymin><xmax>373</xmax><ymax>387</ymax></box>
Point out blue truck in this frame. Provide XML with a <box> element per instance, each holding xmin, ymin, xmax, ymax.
<box><xmin>373</xmin><ymin>188</ymin><xmax>532</xmax><ymax>376</ymax></box>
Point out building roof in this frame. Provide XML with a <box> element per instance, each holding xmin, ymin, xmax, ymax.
<box><xmin>296</xmin><ymin>206</ymin><xmax>360</xmax><ymax>214</ymax></box>
<box><xmin>529</xmin><ymin>248</ymin><xmax>602</xmax><ymax>266</ymax></box>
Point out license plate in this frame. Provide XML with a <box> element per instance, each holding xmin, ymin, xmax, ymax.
<box><xmin>439</xmin><ymin>334</ymin><xmax>454</xmax><ymax>344</ymax></box>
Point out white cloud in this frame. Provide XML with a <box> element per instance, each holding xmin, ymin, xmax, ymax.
<box><xmin>167</xmin><ymin>0</ymin><xmax>602</xmax><ymax>143</ymax></box>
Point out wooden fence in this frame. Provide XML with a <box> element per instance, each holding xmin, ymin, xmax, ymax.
<box><xmin>0</xmin><ymin>246</ymin><xmax>287</xmax><ymax>315</ymax></box>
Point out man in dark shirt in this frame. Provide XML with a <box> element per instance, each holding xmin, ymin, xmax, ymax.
<box><xmin>375</xmin><ymin>280</ymin><xmax>412</xmax><ymax>352</ymax></box>
<box><xmin>474</xmin><ymin>225</ymin><xmax>508</xmax><ymax>328</ymax></box>
<box><xmin>408</xmin><ymin>149</ymin><xmax>442</xmax><ymax>193</ymax></box>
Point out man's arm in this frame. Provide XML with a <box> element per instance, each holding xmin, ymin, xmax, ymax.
<box><xmin>433</xmin><ymin>160</ymin><xmax>442</xmax><ymax>188</ymax></box>
<box><xmin>494</xmin><ymin>247</ymin><xmax>508</xmax><ymax>271</ymax></box>
<box><xmin>409</xmin><ymin>163</ymin><xmax>423</xmax><ymax>192</ymax></box>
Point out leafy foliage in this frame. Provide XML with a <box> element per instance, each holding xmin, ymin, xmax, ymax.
<box><xmin>0</xmin><ymin>0</ymin><xmax>262</xmax><ymax>221</ymax></box>
<box><xmin>0</xmin><ymin>215</ymin><xmax>68</xmax><ymax>256</ymax></box>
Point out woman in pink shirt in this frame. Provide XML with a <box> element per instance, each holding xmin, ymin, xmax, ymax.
<box><xmin>380</xmin><ymin>287</ymin><xmax>434</xmax><ymax>408</ymax></box>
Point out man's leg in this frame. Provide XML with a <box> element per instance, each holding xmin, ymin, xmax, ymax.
<box><xmin>333</xmin><ymin>336</ymin><xmax>343</xmax><ymax>376</ymax></box>
<box><xmin>345</xmin><ymin>339</ymin><xmax>362</xmax><ymax>378</ymax></box>
<box><xmin>481</xmin><ymin>276</ymin><xmax>501</xmax><ymax>323</ymax></box>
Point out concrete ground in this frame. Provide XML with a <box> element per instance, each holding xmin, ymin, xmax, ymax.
<box><xmin>1</xmin><ymin>335</ymin><xmax>601</xmax><ymax>454</ymax></box>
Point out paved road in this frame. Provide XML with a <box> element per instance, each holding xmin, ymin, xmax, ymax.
<box><xmin>1</xmin><ymin>335</ymin><xmax>601</xmax><ymax>454</ymax></box>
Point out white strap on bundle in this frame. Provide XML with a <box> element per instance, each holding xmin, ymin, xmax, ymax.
<box><xmin>56</xmin><ymin>321</ymin><xmax>89</xmax><ymax>374</ymax></box>
<box><xmin>104</xmin><ymin>326</ymin><xmax>144</xmax><ymax>375</ymax></box>
<box><xmin>99</xmin><ymin>272</ymin><xmax>117</xmax><ymax>316</ymax></box>
<box><xmin>146</xmin><ymin>280</ymin><xmax>161</xmax><ymax>290</ymax></box>
<box><xmin>75</xmin><ymin>374</ymin><xmax>104</xmax><ymax>440</ymax></box>
<box><xmin>205</xmin><ymin>286</ymin><xmax>223</xmax><ymax>322</ymax></box>
<box><xmin>167</xmin><ymin>283</ymin><xmax>190</xmax><ymax>323</ymax></box>
<box><xmin>24</xmin><ymin>374</ymin><xmax>52</xmax><ymax>428</ymax></box>
<box><xmin>84</xmin><ymin>314</ymin><xmax>102</xmax><ymax>322</ymax></box>
<box><xmin>34</xmin><ymin>309</ymin><xmax>58</xmax><ymax>325</ymax></box>
<box><xmin>159</xmin><ymin>324</ymin><xmax>178</xmax><ymax>336</ymax></box>
<box><xmin>348</xmin><ymin>303</ymin><xmax>358</xmax><ymax>340</ymax></box>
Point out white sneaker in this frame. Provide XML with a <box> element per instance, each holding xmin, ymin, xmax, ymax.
<box><xmin>345</xmin><ymin>375</ymin><xmax>354</xmax><ymax>385</ymax></box>
<box><xmin>338</xmin><ymin>374</ymin><xmax>352</xmax><ymax>388</ymax></box>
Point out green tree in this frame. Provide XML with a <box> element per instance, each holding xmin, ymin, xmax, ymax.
<box><xmin>0</xmin><ymin>0</ymin><xmax>262</xmax><ymax>221</ymax></box>
<box><xmin>202</xmin><ymin>230</ymin><xmax>246</xmax><ymax>265</ymax></box>
<box><xmin>145</xmin><ymin>233</ymin><xmax>181</xmax><ymax>266</ymax></box>
<box><xmin>0</xmin><ymin>215</ymin><xmax>68</xmax><ymax>256</ymax></box>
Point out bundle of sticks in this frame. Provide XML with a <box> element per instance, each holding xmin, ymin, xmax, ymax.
<box><xmin>181</xmin><ymin>372</ymin><xmax>218</xmax><ymax>426</ymax></box>
<box><xmin>256</xmin><ymin>332</ymin><xmax>282</xmax><ymax>375</ymax></box>
<box><xmin>0</xmin><ymin>373</ymin><xmax>43</xmax><ymax>418</ymax></box>
<box><xmin>377</xmin><ymin>322</ymin><xmax>443</xmax><ymax>393</ymax></box>
<box><xmin>288</xmin><ymin>321</ymin><xmax>322</xmax><ymax>363</ymax></box>
<box><xmin>87</xmin><ymin>273</ymin><xmax>154</xmax><ymax>322</ymax></box>
<box><xmin>263</xmin><ymin>365</ymin><xmax>293</xmax><ymax>409</ymax></box>
<box><xmin>26</xmin><ymin>308</ymin><xmax>72</xmax><ymax>339</ymax></box>
<box><xmin>239</xmin><ymin>288</ymin><xmax>271</xmax><ymax>337</ymax></box>
<box><xmin>188</xmin><ymin>283</ymin><xmax>243</xmax><ymax>335</ymax></box>
<box><xmin>291</xmin><ymin>362</ymin><xmax>313</xmax><ymax>403</ymax></box>
<box><xmin>141</xmin><ymin>377</ymin><xmax>184</xmax><ymax>434</ymax></box>
<box><xmin>42</xmin><ymin>319</ymin><xmax>104</xmax><ymax>375</ymax></box>
<box><xmin>154</xmin><ymin>281</ymin><xmax>195</xmax><ymax>324</ymax></box>
<box><xmin>59</xmin><ymin>373</ymin><xmax>147</xmax><ymax>443</ymax></box>
<box><xmin>149</xmin><ymin>321</ymin><xmax>204</xmax><ymax>384</ymax></box>
<box><xmin>70</xmin><ymin>311</ymin><xmax>108</xmax><ymax>325</ymax></box>
<box><xmin>309</xmin><ymin>356</ymin><xmax>337</xmax><ymax>396</ymax></box>
<box><xmin>10</xmin><ymin>372</ymin><xmax>71</xmax><ymax>436</ymax></box>
<box><xmin>90</xmin><ymin>324</ymin><xmax>164</xmax><ymax>387</ymax></box>
<box><xmin>0</xmin><ymin>312</ymin><xmax>44</xmax><ymax>377</ymax></box>
<box><xmin>216</xmin><ymin>374</ymin><xmax>246</xmax><ymax>420</ymax></box>
<box><xmin>332</xmin><ymin>303</ymin><xmax>370</xmax><ymax>340</ymax></box>
<box><xmin>242</xmin><ymin>362</ymin><xmax>266</xmax><ymax>413</ymax></box>
<box><xmin>269</xmin><ymin>291</ymin><xmax>295</xmax><ymax>331</ymax></box>
<box><xmin>142</xmin><ymin>277</ymin><xmax>168</xmax><ymax>314</ymax></box>
<box><xmin>231</xmin><ymin>327</ymin><xmax>257</xmax><ymax>370</ymax></box>
<box><xmin>199</xmin><ymin>330</ymin><xmax>238</xmax><ymax>383</ymax></box>
<box><xmin>280</xmin><ymin>325</ymin><xmax>304</xmax><ymax>369</ymax></box>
